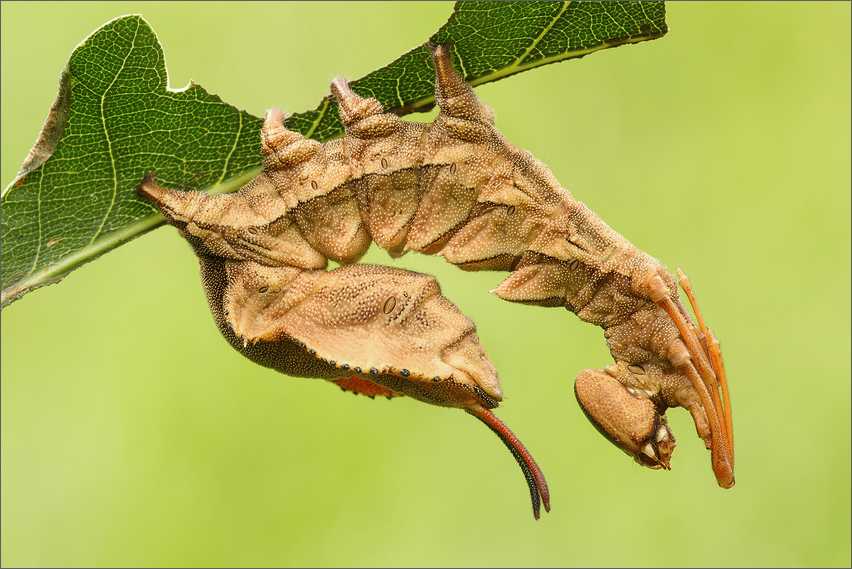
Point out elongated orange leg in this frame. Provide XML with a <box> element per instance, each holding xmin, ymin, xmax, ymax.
<box><xmin>466</xmin><ymin>404</ymin><xmax>551</xmax><ymax>519</ymax></box>
<box><xmin>677</xmin><ymin>269</ymin><xmax>733</xmax><ymax>470</ymax></box>
<box><xmin>647</xmin><ymin>274</ymin><xmax>734</xmax><ymax>488</ymax></box>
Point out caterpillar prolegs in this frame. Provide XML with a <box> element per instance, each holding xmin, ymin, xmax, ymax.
<box><xmin>138</xmin><ymin>42</ymin><xmax>734</xmax><ymax>519</ymax></box>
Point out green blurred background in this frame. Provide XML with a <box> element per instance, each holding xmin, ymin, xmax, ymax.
<box><xmin>2</xmin><ymin>2</ymin><xmax>849</xmax><ymax>566</ymax></box>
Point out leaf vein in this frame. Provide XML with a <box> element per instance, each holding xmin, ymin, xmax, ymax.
<box><xmin>215</xmin><ymin>110</ymin><xmax>242</xmax><ymax>187</ymax></box>
<box><xmin>89</xmin><ymin>20</ymin><xmax>140</xmax><ymax>246</ymax></box>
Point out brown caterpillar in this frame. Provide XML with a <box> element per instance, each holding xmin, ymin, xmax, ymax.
<box><xmin>137</xmin><ymin>42</ymin><xmax>734</xmax><ymax>520</ymax></box>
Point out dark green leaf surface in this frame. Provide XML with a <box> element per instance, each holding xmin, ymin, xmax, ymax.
<box><xmin>290</xmin><ymin>1</ymin><xmax>667</xmax><ymax>141</ymax></box>
<box><xmin>0</xmin><ymin>15</ymin><xmax>263</xmax><ymax>307</ymax></box>
<box><xmin>0</xmin><ymin>1</ymin><xmax>666</xmax><ymax>308</ymax></box>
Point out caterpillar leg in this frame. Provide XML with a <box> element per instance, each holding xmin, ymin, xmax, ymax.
<box><xmin>646</xmin><ymin>270</ymin><xmax>734</xmax><ymax>488</ymax></box>
<box><xmin>677</xmin><ymin>269</ymin><xmax>733</xmax><ymax>463</ymax></box>
<box><xmin>200</xmin><ymin>257</ymin><xmax>549</xmax><ymax>517</ymax></box>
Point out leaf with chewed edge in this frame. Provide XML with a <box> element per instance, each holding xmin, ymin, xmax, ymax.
<box><xmin>0</xmin><ymin>15</ymin><xmax>263</xmax><ymax>307</ymax></box>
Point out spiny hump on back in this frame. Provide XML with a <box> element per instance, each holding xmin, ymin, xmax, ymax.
<box><xmin>261</xmin><ymin>108</ymin><xmax>322</xmax><ymax>168</ymax></box>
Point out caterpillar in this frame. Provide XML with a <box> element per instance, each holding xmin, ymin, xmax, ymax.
<box><xmin>137</xmin><ymin>42</ymin><xmax>734</xmax><ymax>520</ymax></box>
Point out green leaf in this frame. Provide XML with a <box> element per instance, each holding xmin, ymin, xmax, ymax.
<box><xmin>0</xmin><ymin>15</ymin><xmax>263</xmax><ymax>307</ymax></box>
<box><xmin>291</xmin><ymin>0</ymin><xmax>667</xmax><ymax>140</ymax></box>
<box><xmin>0</xmin><ymin>1</ymin><xmax>666</xmax><ymax>308</ymax></box>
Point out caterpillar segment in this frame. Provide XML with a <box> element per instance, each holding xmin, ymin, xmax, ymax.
<box><xmin>137</xmin><ymin>41</ymin><xmax>733</xmax><ymax>519</ymax></box>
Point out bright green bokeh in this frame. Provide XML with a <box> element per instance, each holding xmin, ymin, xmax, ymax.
<box><xmin>2</xmin><ymin>2</ymin><xmax>849</xmax><ymax>567</ymax></box>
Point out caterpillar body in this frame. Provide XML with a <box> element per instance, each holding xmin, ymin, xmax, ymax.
<box><xmin>138</xmin><ymin>42</ymin><xmax>734</xmax><ymax>520</ymax></box>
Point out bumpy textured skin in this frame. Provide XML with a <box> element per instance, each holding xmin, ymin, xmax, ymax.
<box><xmin>137</xmin><ymin>43</ymin><xmax>731</xmax><ymax>496</ymax></box>
<box><xmin>208</xmin><ymin>257</ymin><xmax>501</xmax><ymax>407</ymax></box>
